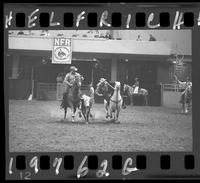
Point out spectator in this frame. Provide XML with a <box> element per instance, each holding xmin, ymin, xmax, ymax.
<box><xmin>132</xmin><ymin>77</ymin><xmax>140</xmax><ymax>94</ymax></box>
<box><xmin>40</xmin><ymin>30</ymin><xmax>50</xmax><ymax>36</ymax></box>
<box><xmin>136</xmin><ymin>35</ymin><xmax>142</xmax><ymax>41</ymax></box>
<box><xmin>17</xmin><ymin>31</ymin><xmax>24</xmax><ymax>35</ymax></box>
<box><xmin>149</xmin><ymin>34</ymin><xmax>156</xmax><ymax>41</ymax></box>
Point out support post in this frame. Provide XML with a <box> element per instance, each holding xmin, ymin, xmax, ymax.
<box><xmin>111</xmin><ymin>57</ymin><xmax>117</xmax><ymax>82</ymax></box>
<box><xmin>11</xmin><ymin>54</ymin><xmax>19</xmax><ymax>79</ymax></box>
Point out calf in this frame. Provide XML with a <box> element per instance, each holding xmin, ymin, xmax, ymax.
<box><xmin>79</xmin><ymin>86</ymin><xmax>94</xmax><ymax>123</ymax></box>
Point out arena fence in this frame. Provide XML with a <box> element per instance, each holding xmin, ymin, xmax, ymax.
<box><xmin>36</xmin><ymin>82</ymin><xmax>163</xmax><ymax>106</ymax></box>
<box><xmin>161</xmin><ymin>83</ymin><xmax>183</xmax><ymax>108</ymax></box>
<box><xmin>36</xmin><ymin>83</ymin><xmax>57</xmax><ymax>100</ymax></box>
<box><xmin>36</xmin><ymin>82</ymin><xmax>91</xmax><ymax>101</ymax></box>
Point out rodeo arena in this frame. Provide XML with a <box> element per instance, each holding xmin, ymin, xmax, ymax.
<box><xmin>8</xmin><ymin>30</ymin><xmax>192</xmax><ymax>152</ymax></box>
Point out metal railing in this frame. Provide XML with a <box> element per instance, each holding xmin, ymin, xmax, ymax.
<box><xmin>162</xmin><ymin>83</ymin><xmax>183</xmax><ymax>92</ymax></box>
<box><xmin>36</xmin><ymin>83</ymin><xmax>57</xmax><ymax>100</ymax></box>
<box><xmin>37</xmin><ymin>83</ymin><xmax>57</xmax><ymax>90</ymax></box>
<box><xmin>36</xmin><ymin>82</ymin><xmax>91</xmax><ymax>100</ymax></box>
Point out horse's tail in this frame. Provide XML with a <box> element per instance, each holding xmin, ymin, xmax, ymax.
<box><xmin>60</xmin><ymin>92</ymin><xmax>68</xmax><ymax>109</ymax></box>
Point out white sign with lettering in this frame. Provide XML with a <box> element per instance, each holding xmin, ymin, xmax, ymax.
<box><xmin>52</xmin><ymin>38</ymin><xmax>72</xmax><ymax>64</ymax></box>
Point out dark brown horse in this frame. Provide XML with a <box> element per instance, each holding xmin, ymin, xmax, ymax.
<box><xmin>95</xmin><ymin>79</ymin><xmax>114</xmax><ymax>118</ymax></box>
<box><xmin>60</xmin><ymin>75</ymin><xmax>82</xmax><ymax>122</ymax></box>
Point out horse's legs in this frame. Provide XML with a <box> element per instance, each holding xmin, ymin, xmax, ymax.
<box><xmin>185</xmin><ymin>103</ymin><xmax>189</xmax><ymax>113</ymax></box>
<box><xmin>110</xmin><ymin>111</ymin><xmax>113</xmax><ymax>120</ymax></box>
<box><xmin>64</xmin><ymin>108</ymin><xmax>67</xmax><ymax>119</ymax></box>
<box><xmin>78</xmin><ymin>101</ymin><xmax>82</xmax><ymax>118</ymax></box>
<box><xmin>113</xmin><ymin>112</ymin><xmax>116</xmax><ymax>121</ymax></box>
<box><xmin>146</xmin><ymin>95</ymin><xmax>148</xmax><ymax>106</ymax></box>
<box><xmin>181</xmin><ymin>103</ymin><xmax>185</xmax><ymax>113</ymax></box>
<box><xmin>71</xmin><ymin>107</ymin><xmax>76</xmax><ymax>122</ymax></box>
<box><xmin>144</xmin><ymin>95</ymin><xmax>147</xmax><ymax>106</ymax></box>
<box><xmin>86</xmin><ymin>108</ymin><xmax>90</xmax><ymax>123</ymax></box>
<box><xmin>116</xmin><ymin>110</ymin><xmax>119</xmax><ymax>122</ymax></box>
<box><xmin>82</xmin><ymin>110</ymin><xmax>87</xmax><ymax>121</ymax></box>
<box><xmin>130</xmin><ymin>95</ymin><xmax>133</xmax><ymax>106</ymax></box>
<box><xmin>104</xmin><ymin>100</ymin><xmax>110</xmax><ymax>118</ymax></box>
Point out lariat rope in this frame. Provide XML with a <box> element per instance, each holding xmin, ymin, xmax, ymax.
<box><xmin>103</xmin><ymin>80</ymin><xmax>114</xmax><ymax>90</ymax></box>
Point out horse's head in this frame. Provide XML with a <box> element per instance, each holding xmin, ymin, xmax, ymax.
<box><xmin>73</xmin><ymin>75</ymin><xmax>82</xmax><ymax>88</ymax></box>
<box><xmin>114</xmin><ymin>81</ymin><xmax>121</xmax><ymax>91</ymax></box>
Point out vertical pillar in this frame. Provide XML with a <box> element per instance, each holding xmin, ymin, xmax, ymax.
<box><xmin>12</xmin><ymin>54</ymin><xmax>19</xmax><ymax>79</ymax></box>
<box><xmin>111</xmin><ymin>57</ymin><xmax>117</xmax><ymax>82</ymax></box>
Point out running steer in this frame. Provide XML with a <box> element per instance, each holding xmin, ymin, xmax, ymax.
<box><xmin>79</xmin><ymin>85</ymin><xmax>94</xmax><ymax>123</ymax></box>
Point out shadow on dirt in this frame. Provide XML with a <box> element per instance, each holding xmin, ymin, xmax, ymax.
<box><xmin>48</xmin><ymin>118</ymin><xmax>120</xmax><ymax>125</ymax></box>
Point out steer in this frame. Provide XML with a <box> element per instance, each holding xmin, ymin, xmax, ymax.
<box><xmin>79</xmin><ymin>85</ymin><xmax>94</xmax><ymax>123</ymax></box>
<box><xmin>80</xmin><ymin>94</ymin><xmax>94</xmax><ymax>123</ymax></box>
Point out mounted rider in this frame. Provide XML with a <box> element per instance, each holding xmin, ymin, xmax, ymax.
<box><xmin>95</xmin><ymin>78</ymin><xmax>111</xmax><ymax>104</ymax></box>
<box><xmin>63</xmin><ymin>66</ymin><xmax>84</xmax><ymax>94</ymax></box>
<box><xmin>132</xmin><ymin>77</ymin><xmax>140</xmax><ymax>94</ymax></box>
<box><xmin>61</xmin><ymin>66</ymin><xmax>84</xmax><ymax>108</ymax></box>
<box><xmin>174</xmin><ymin>75</ymin><xmax>192</xmax><ymax>103</ymax></box>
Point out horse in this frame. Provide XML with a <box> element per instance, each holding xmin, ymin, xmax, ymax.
<box><xmin>180</xmin><ymin>85</ymin><xmax>192</xmax><ymax>114</ymax></box>
<box><xmin>60</xmin><ymin>75</ymin><xmax>82</xmax><ymax>122</ymax></box>
<box><xmin>109</xmin><ymin>81</ymin><xmax>123</xmax><ymax>123</ymax></box>
<box><xmin>95</xmin><ymin>79</ymin><xmax>114</xmax><ymax>118</ymax></box>
<box><xmin>123</xmin><ymin>84</ymin><xmax>148</xmax><ymax>106</ymax></box>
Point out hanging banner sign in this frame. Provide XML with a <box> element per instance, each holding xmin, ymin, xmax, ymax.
<box><xmin>52</xmin><ymin>38</ymin><xmax>72</xmax><ymax>64</ymax></box>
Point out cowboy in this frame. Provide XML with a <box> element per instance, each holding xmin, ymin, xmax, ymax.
<box><xmin>133</xmin><ymin>77</ymin><xmax>140</xmax><ymax>94</ymax></box>
<box><xmin>63</xmin><ymin>66</ymin><xmax>83</xmax><ymax>95</ymax></box>
<box><xmin>174</xmin><ymin>75</ymin><xmax>192</xmax><ymax>103</ymax></box>
<box><xmin>61</xmin><ymin>66</ymin><xmax>84</xmax><ymax>109</ymax></box>
<box><xmin>95</xmin><ymin>78</ymin><xmax>111</xmax><ymax>103</ymax></box>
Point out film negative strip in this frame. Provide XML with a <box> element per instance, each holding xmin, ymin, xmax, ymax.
<box><xmin>4</xmin><ymin>2</ymin><xmax>200</xmax><ymax>180</ymax></box>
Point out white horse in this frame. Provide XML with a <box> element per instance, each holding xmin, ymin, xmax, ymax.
<box><xmin>109</xmin><ymin>81</ymin><xmax>123</xmax><ymax>123</ymax></box>
<box><xmin>123</xmin><ymin>84</ymin><xmax>148</xmax><ymax>106</ymax></box>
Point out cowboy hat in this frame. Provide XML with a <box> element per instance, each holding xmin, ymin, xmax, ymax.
<box><xmin>70</xmin><ymin>66</ymin><xmax>78</xmax><ymax>71</ymax></box>
<box><xmin>99</xmin><ymin>78</ymin><xmax>106</xmax><ymax>82</ymax></box>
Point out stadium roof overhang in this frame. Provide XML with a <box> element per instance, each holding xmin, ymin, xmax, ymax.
<box><xmin>8</xmin><ymin>35</ymin><xmax>172</xmax><ymax>61</ymax></box>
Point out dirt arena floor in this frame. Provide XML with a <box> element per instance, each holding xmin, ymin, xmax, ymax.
<box><xmin>9</xmin><ymin>100</ymin><xmax>192</xmax><ymax>152</ymax></box>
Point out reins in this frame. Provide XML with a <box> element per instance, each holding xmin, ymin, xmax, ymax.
<box><xmin>101</xmin><ymin>80</ymin><xmax>114</xmax><ymax>90</ymax></box>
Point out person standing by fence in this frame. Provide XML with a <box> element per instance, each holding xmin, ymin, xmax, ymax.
<box><xmin>174</xmin><ymin>75</ymin><xmax>192</xmax><ymax>104</ymax></box>
<box><xmin>133</xmin><ymin>77</ymin><xmax>140</xmax><ymax>94</ymax></box>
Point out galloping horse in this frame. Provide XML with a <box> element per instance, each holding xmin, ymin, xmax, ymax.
<box><xmin>180</xmin><ymin>85</ymin><xmax>192</xmax><ymax>114</ymax></box>
<box><xmin>60</xmin><ymin>75</ymin><xmax>82</xmax><ymax>122</ymax></box>
<box><xmin>95</xmin><ymin>79</ymin><xmax>114</xmax><ymax>118</ymax></box>
<box><xmin>109</xmin><ymin>81</ymin><xmax>123</xmax><ymax>123</ymax></box>
<box><xmin>123</xmin><ymin>84</ymin><xmax>148</xmax><ymax>106</ymax></box>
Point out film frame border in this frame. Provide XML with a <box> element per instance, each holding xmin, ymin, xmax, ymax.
<box><xmin>3</xmin><ymin>2</ymin><xmax>200</xmax><ymax>180</ymax></box>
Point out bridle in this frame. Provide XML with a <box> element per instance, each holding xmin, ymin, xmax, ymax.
<box><xmin>110</xmin><ymin>84</ymin><xmax>122</xmax><ymax>104</ymax></box>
